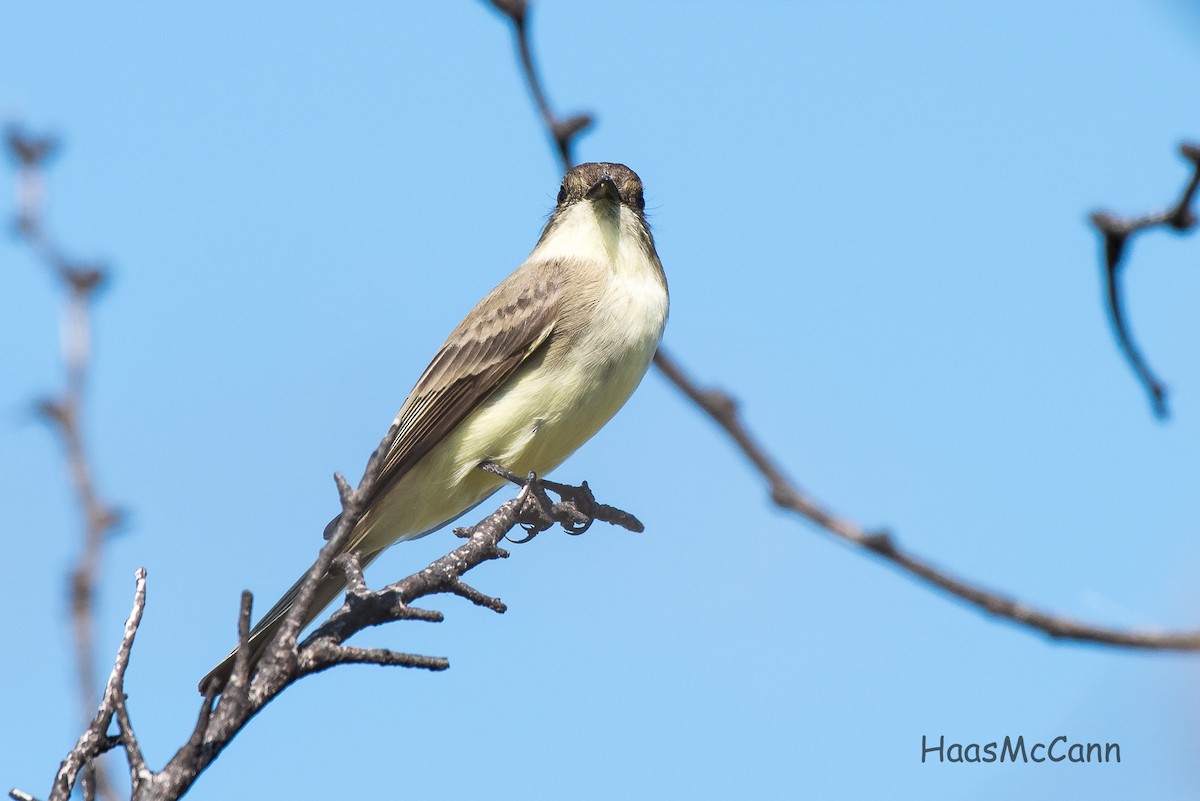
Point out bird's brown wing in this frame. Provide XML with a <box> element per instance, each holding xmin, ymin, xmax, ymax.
<box><xmin>324</xmin><ymin>264</ymin><xmax>563</xmax><ymax>540</ymax></box>
<box><xmin>200</xmin><ymin>266</ymin><xmax>566</xmax><ymax>694</ymax></box>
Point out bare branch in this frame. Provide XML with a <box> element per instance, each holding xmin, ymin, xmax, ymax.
<box><xmin>482</xmin><ymin>461</ymin><xmax>644</xmax><ymax>536</ymax></box>
<box><xmin>484</xmin><ymin>0</ymin><xmax>592</xmax><ymax>172</ymax></box>
<box><xmin>6</xmin><ymin>125</ymin><xmax>123</xmax><ymax>801</ymax></box>
<box><xmin>223</xmin><ymin>592</ymin><xmax>255</xmax><ymax>705</ymax></box>
<box><xmin>38</xmin><ymin>461</ymin><xmax>637</xmax><ymax>801</ymax></box>
<box><xmin>653</xmin><ymin>348</ymin><xmax>1200</xmax><ymax>649</ymax></box>
<box><xmin>112</xmin><ymin>696</ymin><xmax>146</xmax><ymax>794</ymax></box>
<box><xmin>445</xmin><ymin>578</ymin><xmax>507</xmax><ymax>612</ymax></box>
<box><xmin>34</xmin><ymin>468</ymin><xmax>635</xmax><ymax>800</ymax></box>
<box><xmin>1089</xmin><ymin>141</ymin><xmax>1200</xmax><ymax>418</ymax></box>
<box><xmin>44</xmin><ymin>570</ymin><xmax>147</xmax><ymax>801</ymax></box>
<box><xmin>335</xmin><ymin>551</ymin><xmax>369</xmax><ymax>595</ymax></box>
<box><xmin>300</xmin><ymin>642</ymin><xmax>450</xmax><ymax>672</ymax></box>
<box><xmin>224</xmin><ymin>425</ymin><xmax>408</xmax><ymax>697</ymax></box>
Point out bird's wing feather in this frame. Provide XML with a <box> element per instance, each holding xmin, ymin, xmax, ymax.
<box><xmin>208</xmin><ymin>265</ymin><xmax>565</xmax><ymax>692</ymax></box>
<box><xmin>348</xmin><ymin>264</ymin><xmax>563</xmax><ymax>530</ymax></box>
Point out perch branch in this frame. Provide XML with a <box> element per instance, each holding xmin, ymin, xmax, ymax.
<box><xmin>34</xmin><ymin>459</ymin><xmax>639</xmax><ymax>801</ymax></box>
<box><xmin>156</xmin><ymin>470</ymin><xmax>636</xmax><ymax>799</ymax></box>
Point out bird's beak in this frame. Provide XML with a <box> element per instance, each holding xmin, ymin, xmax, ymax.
<box><xmin>586</xmin><ymin>174</ymin><xmax>620</xmax><ymax>203</ymax></box>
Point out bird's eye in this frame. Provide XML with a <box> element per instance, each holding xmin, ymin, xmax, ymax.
<box><xmin>557</xmin><ymin>185</ymin><xmax>568</xmax><ymax>204</ymax></box>
<box><xmin>633</xmin><ymin>188</ymin><xmax>645</xmax><ymax>211</ymax></box>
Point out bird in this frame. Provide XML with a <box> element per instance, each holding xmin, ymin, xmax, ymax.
<box><xmin>200</xmin><ymin>162</ymin><xmax>668</xmax><ymax>692</ymax></box>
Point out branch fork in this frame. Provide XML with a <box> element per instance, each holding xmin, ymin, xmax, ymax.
<box><xmin>1089</xmin><ymin>141</ymin><xmax>1200</xmax><ymax>418</ymax></box>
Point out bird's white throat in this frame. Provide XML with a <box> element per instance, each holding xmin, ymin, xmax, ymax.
<box><xmin>531</xmin><ymin>201</ymin><xmax>658</xmax><ymax>282</ymax></box>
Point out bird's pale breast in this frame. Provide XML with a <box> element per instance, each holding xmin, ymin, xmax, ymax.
<box><xmin>356</xmin><ymin>247</ymin><xmax>667</xmax><ymax>554</ymax></box>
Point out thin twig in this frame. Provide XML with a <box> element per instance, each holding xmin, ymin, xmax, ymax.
<box><xmin>300</xmin><ymin>643</ymin><xmax>450</xmax><ymax>672</ymax></box>
<box><xmin>1089</xmin><ymin>142</ymin><xmax>1200</xmax><ymax>419</ymax></box>
<box><xmin>6</xmin><ymin>126</ymin><xmax>123</xmax><ymax>801</ymax></box>
<box><xmin>39</xmin><ymin>570</ymin><xmax>147</xmax><ymax>801</ymax></box>
<box><xmin>495</xmin><ymin>2</ymin><xmax>1200</xmax><ymax>652</ymax></box>
<box><xmin>484</xmin><ymin>0</ymin><xmax>592</xmax><ymax>171</ymax></box>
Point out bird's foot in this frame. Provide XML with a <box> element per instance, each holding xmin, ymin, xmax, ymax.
<box><xmin>477</xmin><ymin>461</ymin><xmax>604</xmax><ymax>542</ymax></box>
<box><xmin>538</xmin><ymin>477</ymin><xmax>597</xmax><ymax>536</ymax></box>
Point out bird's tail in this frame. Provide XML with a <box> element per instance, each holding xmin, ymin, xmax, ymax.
<box><xmin>198</xmin><ymin>554</ymin><xmax>378</xmax><ymax>694</ymax></box>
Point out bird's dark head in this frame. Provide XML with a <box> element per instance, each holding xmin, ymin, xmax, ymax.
<box><xmin>556</xmin><ymin>162</ymin><xmax>645</xmax><ymax>213</ymax></box>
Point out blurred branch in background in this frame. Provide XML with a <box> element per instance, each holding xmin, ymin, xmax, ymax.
<box><xmin>488</xmin><ymin>0</ymin><xmax>1200</xmax><ymax>650</ymax></box>
<box><xmin>1090</xmin><ymin>142</ymin><xmax>1200</xmax><ymax>419</ymax></box>
<box><xmin>6</xmin><ymin>127</ymin><xmax>123</xmax><ymax>801</ymax></box>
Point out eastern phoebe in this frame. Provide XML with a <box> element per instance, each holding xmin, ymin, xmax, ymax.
<box><xmin>201</xmin><ymin>162</ymin><xmax>668</xmax><ymax>691</ymax></box>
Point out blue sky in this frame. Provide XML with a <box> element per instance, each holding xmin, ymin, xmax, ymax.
<box><xmin>3</xmin><ymin>2</ymin><xmax>1199</xmax><ymax>798</ymax></box>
